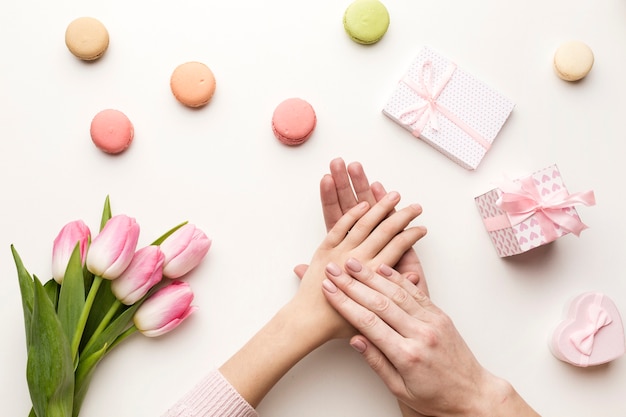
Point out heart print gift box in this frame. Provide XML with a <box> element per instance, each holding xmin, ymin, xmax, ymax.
<box><xmin>474</xmin><ymin>164</ymin><xmax>595</xmax><ymax>257</ymax></box>
<box><xmin>382</xmin><ymin>46</ymin><xmax>515</xmax><ymax>170</ymax></box>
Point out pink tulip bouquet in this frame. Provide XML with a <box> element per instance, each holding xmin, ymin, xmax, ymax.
<box><xmin>12</xmin><ymin>197</ymin><xmax>211</xmax><ymax>417</ymax></box>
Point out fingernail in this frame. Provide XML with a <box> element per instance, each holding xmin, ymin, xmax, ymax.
<box><xmin>346</xmin><ymin>258</ymin><xmax>362</xmax><ymax>272</ymax></box>
<box><xmin>410</xmin><ymin>203</ymin><xmax>422</xmax><ymax>212</ymax></box>
<box><xmin>406</xmin><ymin>273</ymin><xmax>420</xmax><ymax>285</ymax></box>
<box><xmin>350</xmin><ymin>339</ymin><xmax>367</xmax><ymax>353</ymax></box>
<box><xmin>379</xmin><ymin>264</ymin><xmax>393</xmax><ymax>277</ymax></box>
<box><xmin>322</xmin><ymin>279</ymin><xmax>338</xmax><ymax>293</ymax></box>
<box><xmin>325</xmin><ymin>262</ymin><xmax>342</xmax><ymax>276</ymax></box>
<box><xmin>386</xmin><ymin>191</ymin><xmax>400</xmax><ymax>201</ymax></box>
<box><xmin>356</xmin><ymin>201</ymin><xmax>368</xmax><ymax>211</ymax></box>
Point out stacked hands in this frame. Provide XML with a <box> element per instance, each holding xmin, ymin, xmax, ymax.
<box><xmin>215</xmin><ymin>158</ymin><xmax>540</xmax><ymax>417</ymax></box>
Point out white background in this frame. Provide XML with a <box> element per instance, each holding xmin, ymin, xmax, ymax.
<box><xmin>1</xmin><ymin>0</ymin><xmax>625</xmax><ymax>416</ymax></box>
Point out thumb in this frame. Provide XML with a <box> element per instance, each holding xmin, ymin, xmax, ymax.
<box><xmin>293</xmin><ymin>264</ymin><xmax>308</xmax><ymax>280</ymax></box>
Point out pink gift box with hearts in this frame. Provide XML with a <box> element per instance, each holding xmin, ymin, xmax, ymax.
<box><xmin>475</xmin><ymin>164</ymin><xmax>596</xmax><ymax>257</ymax></box>
<box><xmin>382</xmin><ymin>46</ymin><xmax>515</xmax><ymax>170</ymax></box>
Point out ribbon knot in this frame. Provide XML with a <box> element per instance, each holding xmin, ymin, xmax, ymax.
<box><xmin>570</xmin><ymin>303</ymin><xmax>612</xmax><ymax>356</ymax></box>
<box><xmin>496</xmin><ymin>176</ymin><xmax>595</xmax><ymax>242</ymax></box>
<box><xmin>398</xmin><ymin>60</ymin><xmax>491</xmax><ymax>150</ymax></box>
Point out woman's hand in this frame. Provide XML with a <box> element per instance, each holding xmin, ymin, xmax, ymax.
<box><xmin>220</xmin><ymin>195</ymin><xmax>425</xmax><ymax>409</ymax></box>
<box><xmin>290</xmin><ymin>190</ymin><xmax>426</xmax><ymax>342</ymax></box>
<box><xmin>369</xmin><ymin>180</ymin><xmax>427</xmax><ymax>295</ymax></box>
<box><xmin>322</xmin><ymin>260</ymin><xmax>541</xmax><ymax>417</ymax></box>
<box><xmin>292</xmin><ymin>158</ymin><xmax>428</xmax><ymax>340</ymax></box>
<box><xmin>292</xmin><ymin>157</ymin><xmax>379</xmax><ymax>278</ymax></box>
<box><xmin>296</xmin><ymin>158</ymin><xmax>427</xmax><ymax>293</ymax></box>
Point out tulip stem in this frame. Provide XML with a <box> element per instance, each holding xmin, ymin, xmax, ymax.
<box><xmin>82</xmin><ymin>299</ymin><xmax>122</xmax><ymax>355</ymax></box>
<box><xmin>109</xmin><ymin>325</ymin><xmax>138</xmax><ymax>352</ymax></box>
<box><xmin>71</xmin><ymin>276</ymin><xmax>103</xmax><ymax>361</ymax></box>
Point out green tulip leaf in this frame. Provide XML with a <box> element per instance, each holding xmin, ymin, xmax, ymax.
<box><xmin>27</xmin><ymin>277</ymin><xmax>74</xmax><ymax>417</ymax></box>
<box><xmin>80</xmin><ymin>279</ymin><xmax>117</xmax><ymax>352</ymax></box>
<box><xmin>99</xmin><ymin>196</ymin><xmax>112</xmax><ymax>231</ymax></box>
<box><xmin>11</xmin><ymin>245</ymin><xmax>35</xmax><ymax>348</ymax></box>
<box><xmin>57</xmin><ymin>245</ymin><xmax>86</xmax><ymax>353</ymax></box>
<box><xmin>151</xmin><ymin>221</ymin><xmax>188</xmax><ymax>245</ymax></box>
<box><xmin>72</xmin><ymin>345</ymin><xmax>107</xmax><ymax>417</ymax></box>
<box><xmin>82</xmin><ymin>265</ymin><xmax>95</xmax><ymax>298</ymax></box>
<box><xmin>81</xmin><ymin>302</ymin><xmax>139</xmax><ymax>359</ymax></box>
<box><xmin>43</xmin><ymin>279</ymin><xmax>61</xmax><ymax>311</ymax></box>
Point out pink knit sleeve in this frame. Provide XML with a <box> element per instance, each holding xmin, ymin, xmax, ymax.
<box><xmin>162</xmin><ymin>369</ymin><xmax>259</xmax><ymax>417</ymax></box>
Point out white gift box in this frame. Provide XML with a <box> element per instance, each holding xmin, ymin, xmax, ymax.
<box><xmin>382</xmin><ymin>47</ymin><xmax>515</xmax><ymax>170</ymax></box>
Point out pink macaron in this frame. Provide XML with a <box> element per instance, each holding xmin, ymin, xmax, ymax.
<box><xmin>271</xmin><ymin>98</ymin><xmax>316</xmax><ymax>146</ymax></box>
<box><xmin>90</xmin><ymin>109</ymin><xmax>134</xmax><ymax>154</ymax></box>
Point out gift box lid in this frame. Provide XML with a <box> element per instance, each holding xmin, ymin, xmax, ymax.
<box><xmin>383</xmin><ymin>46</ymin><xmax>515</xmax><ymax>170</ymax></box>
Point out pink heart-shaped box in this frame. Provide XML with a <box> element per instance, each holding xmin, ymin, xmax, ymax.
<box><xmin>550</xmin><ymin>292</ymin><xmax>625</xmax><ymax>367</ymax></box>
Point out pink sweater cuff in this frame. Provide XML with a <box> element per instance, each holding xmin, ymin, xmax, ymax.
<box><xmin>162</xmin><ymin>369</ymin><xmax>258</xmax><ymax>417</ymax></box>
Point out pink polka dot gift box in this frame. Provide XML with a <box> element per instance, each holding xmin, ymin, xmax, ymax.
<box><xmin>474</xmin><ymin>164</ymin><xmax>596</xmax><ymax>257</ymax></box>
<box><xmin>382</xmin><ymin>46</ymin><xmax>515</xmax><ymax>170</ymax></box>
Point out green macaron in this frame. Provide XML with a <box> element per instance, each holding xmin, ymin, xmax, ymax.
<box><xmin>343</xmin><ymin>0</ymin><xmax>390</xmax><ymax>45</ymax></box>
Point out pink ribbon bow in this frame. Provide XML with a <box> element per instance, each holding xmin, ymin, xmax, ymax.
<box><xmin>398</xmin><ymin>60</ymin><xmax>491</xmax><ymax>150</ymax></box>
<box><xmin>496</xmin><ymin>176</ymin><xmax>595</xmax><ymax>242</ymax></box>
<box><xmin>569</xmin><ymin>302</ymin><xmax>612</xmax><ymax>357</ymax></box>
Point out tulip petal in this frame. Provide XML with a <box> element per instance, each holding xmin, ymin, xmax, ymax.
<box><xmin>139</xmin><ymin>306</ymin><xmax>198</xmax><ymax>337</ymax></box>
<box><xmin>133</xmin><ymin>281</ymin><xmax>196</xmax><ymax>337</ymax></box>
<box><xmin>160</xmin><ymin>225</ymin><xmax>196</xmax><ymax>264</ymax></box>
<box><xmin>111</xmin><ymin>246</ymin><xmax>164</xmax><ymax>305</ymax></box>
<box><xmin>162</xmin><ymin>242</ymin><xmax>211</xmax><ymax>278</ymax></box>
<box><xmin>160</xmin><ymin>225</ymin><xmax>211</xmax><ymax>279</ymax></box>
<box><xmin>51</xmin><ymin>220</ymin><xmax>91</xmax><ymax>284</ymax></box>
<box><xmin>86</xmin><ymin>215</ymin><xmax>140</xmax><ymax>279</ymax></box>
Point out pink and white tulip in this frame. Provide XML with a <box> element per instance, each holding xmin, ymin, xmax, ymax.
<box><xmin>51</xmin><ymin>220</ymin><xmax>91</xmax><ymax>284</ymax></box>
<box><xmin>160</xmin><ymin>224</ymin><xmax>211</xmax><ymax>279</ymax></box>
<box><xmin>133</xmin><ymin>281</ymin><xmax>197</xmax><ymax>337</ymax></box>
<box><xmin>111</xmin><ymin>245</ymin><xmax>164</xmax><ymax>305</ymax></box>
<box><xmin>86</xmin><ymin>214</ymin><xmax>140</xmax><ymax>280</ymax></box>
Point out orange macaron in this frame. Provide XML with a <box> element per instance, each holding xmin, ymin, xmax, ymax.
<box><xmin>170</xmin><ymin>61</ymin><xmax>216</xmax><ymax>108</ymax></box>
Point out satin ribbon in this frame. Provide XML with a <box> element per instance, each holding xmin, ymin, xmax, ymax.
<box><xmin>483</xmin><ymin>176</ymin><xmax>595</xmax><ymax>243</ymax></box>
<box><xmin>398</xmin><ymin>60</ymin><xmax>491</xmax><ymax>151</ymax></box>
<box><xmin>570</xmin><ymin>295</ymin><xmax>612</xmax><ymax>361</ymax></box>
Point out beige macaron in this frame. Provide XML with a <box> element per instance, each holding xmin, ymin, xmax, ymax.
<box><xmin>65</xmin><ymin>17</ymin><xmax>109</xmax><ymax>61</ymax></box>
<box><xmin>553</xmin><ymin>41</ymin><xmax>594</xmax><ymax>81</ymax></box>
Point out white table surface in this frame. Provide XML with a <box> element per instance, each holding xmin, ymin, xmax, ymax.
<box><xmin>1</xmin><ymin>0</ymin><xmax>625</xmax><ymax>415</ymax></box>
